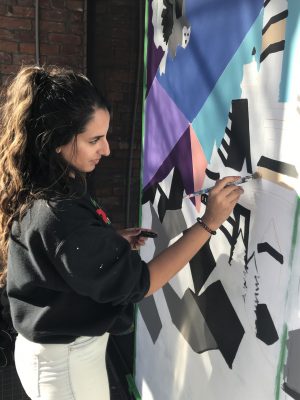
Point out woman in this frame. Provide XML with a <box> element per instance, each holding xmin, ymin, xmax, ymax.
<box><xmin>0</xmin><ymin>65</ymin><xmax>243</xmax><ymax>400</ymax></box>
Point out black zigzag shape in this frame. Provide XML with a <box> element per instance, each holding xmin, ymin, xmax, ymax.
<box><xmin>218</xmin><ymin>99</ymin><xmax>252</xmax><ymax>173</ymax></box>
<box><xmin>219</xmin><ymin>203</ymin><xmax>251</xmax><ymax>265</ymax></box>
<box><xmin>257</xmin><ymin>242</ymin><xmax>284</xmax><ymax>264</ymax></box>
<box><xmin>157</xmin><ymin>167</ymin><xmax>185</xmax><ymax>222</ymax></box>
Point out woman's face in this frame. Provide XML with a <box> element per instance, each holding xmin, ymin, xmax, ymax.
<box><xmin>59</xmin><ymin>108</ymin><xmax>111</xmax><ymax>173</ymax></box>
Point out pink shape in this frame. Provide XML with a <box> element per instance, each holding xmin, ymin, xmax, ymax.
<box><xmin>190</xmin><ymin>126</ymin><xmax>207</xmax><ymax>212</ymax></box>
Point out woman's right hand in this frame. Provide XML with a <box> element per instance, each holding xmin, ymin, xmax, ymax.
<box><xmin>202</xmin><ymin>176</ymin><xmax>244</xmax><ymax>231</ymax></box>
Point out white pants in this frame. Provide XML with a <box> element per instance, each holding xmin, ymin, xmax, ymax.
<box><xmin>14</xmin><ymin>333</ymin><xmax>110</xmax><ymax>400</ymax></box>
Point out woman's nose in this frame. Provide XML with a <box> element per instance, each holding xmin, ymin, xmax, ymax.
<box><xmin>101</xmin><ymin>139</ymin><xmax>110</xmax><ymax>157</ymax></box>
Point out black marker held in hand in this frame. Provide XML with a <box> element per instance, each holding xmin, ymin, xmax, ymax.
<box><xmin>137</xmin><ymin>230</ymin><xmax>158</xmax><ymax>238</ymax></box>
<box><xmin>184</xmin><ymin>172</ymin><xmax>260</xmax><ymax>199</ymax></box>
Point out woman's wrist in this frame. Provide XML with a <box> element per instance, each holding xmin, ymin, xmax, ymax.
<box><xmin>196</xmin><ymin>217</ymin><xmax>217</xmax><ymax>235</ymax></box>
<box><xmin>200</xmin><ymin>214</ymin><xmax>220</xmax><ymax>232</ymax></box>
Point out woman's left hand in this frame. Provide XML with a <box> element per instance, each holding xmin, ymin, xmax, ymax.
<box><xmin>117</xmin><ymin>228</ymin><xmax>148</xmax><ymax>250</ymax></box>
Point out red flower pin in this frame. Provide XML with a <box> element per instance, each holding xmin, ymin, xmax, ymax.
<box><xmin>96</xmin><ymin>208</ymin><xmax>110</xmax><ymax>224</ymax></box>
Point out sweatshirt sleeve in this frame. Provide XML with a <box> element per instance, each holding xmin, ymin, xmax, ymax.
<box><xmin>52</xmin><ymin>223</ymin><xmax>150</xmax><ymax>306</ymax></box>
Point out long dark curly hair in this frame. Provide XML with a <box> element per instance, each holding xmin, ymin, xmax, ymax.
<box><xmin>0</xmin><ymin>65</ymin><xmax>110</xmax><ymax>286</ymax></box>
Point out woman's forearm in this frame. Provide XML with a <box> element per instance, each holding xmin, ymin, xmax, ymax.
<box><xmin>145</xmin><ymin>222</ymin><xmax>210</xmax><ymax>296</ymax></box>
<box><xmin>144</xmin><ymin>176</ymin><xmax>244</xmax><ymax>297</ymax></box>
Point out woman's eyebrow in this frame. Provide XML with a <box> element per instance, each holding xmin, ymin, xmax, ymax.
<box><xmin>90</xmin><ymin>134</ymin><xmax>105</xmax><ymax>139</ymax></box>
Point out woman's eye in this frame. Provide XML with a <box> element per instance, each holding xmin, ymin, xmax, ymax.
<box><xmin>90</xmin><ymin>139</ymin><xmax>99</xmax><ymax>144</ymax></box>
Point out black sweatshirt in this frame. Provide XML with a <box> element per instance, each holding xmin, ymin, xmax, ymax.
<box><xmin>6</xmin><ymin>191</ymin><xmax>150</xmax><ymax>343</ymax></box>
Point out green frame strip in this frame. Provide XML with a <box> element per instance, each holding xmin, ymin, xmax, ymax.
<box><xmin>130</xmin><ymin>1</ymin><xmax>149</xmax><ymax>399</ymax></box>
<box><xmin>138</xmin><ymin>0</ymin><xmax>149</xmax><ymax>226</ymax></box>
<box><xmin>127</xmin><ymin>374</ymin><xmax>142</xmax><ymax>400</ymax></box>
<box><xmin>275</xmin><ymin>323</ymin><xmax>288</xmax><ymax>400</ymax></box>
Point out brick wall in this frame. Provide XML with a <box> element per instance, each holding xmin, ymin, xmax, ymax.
<box><xmin>87</xmin><ymin>0</ymin><xmax>145</xmax><ymax>229</ymax></box>
<box><xmin>0</xmin><ymin>0</ymin><xmax>85</xmax><ymax>86</ymax></box>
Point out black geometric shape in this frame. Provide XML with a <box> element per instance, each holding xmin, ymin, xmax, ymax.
<box><xmin>218</xmin><ymin>99</ymin><xmax>252</xmax><ymax>173</ymax></box>
<box><xmin>157</xmin><ymin>185</ymin><xmax>168</xmax><ymax>222</ymax></box>
<box><xmin>156</xmin><ymin>167</ymin><xmax>185</xmax><ymax>223</ymax></box>
<box><xmin>167</xmin><ymin>167</ymin><xmax>184</xmax><ymax>211</ymax></box>
<box><xmin>162</xmin><ymin>0</ymin><xmax>174</xmax><ymax>44</ymax></box>
<box><xmin>196</xmin><ymin>280</ymin><xmax>245</xmax><ymax>368</ymax></box>
<box><xmin>142</xmin><ymin>183</ymin><xmax>157</xmax><ymax>205</ymax></box>
<box><xmin>163</xmin><ymin>284</ymin><xmax>218</xmax><ymax>354</ymax></box>
<box><xmin>282</xmin><ymin>384</ymin><xmax>300</xmax><ymax>400</ymax></box>
<box><xmin>221</xmin><ymin>137</ymin><xmax>230</xmax><ymax>153</ymax></box>
<box><xmin>205</xmin><ymin>169</ymin><xmax>220</xmax><ymax>181</ymax></box>
<box><xmin>185</xmin><ymin>237</ymin><xmax>216</xmax><ymax>294</ymax></box>
<box><xmin>257</xmin><ymin>156</ymin><xmax>298</xmax><ymax>178</ymax></box>
<box><xmin>260</xmin><ymin>40</ymin><xmax>285</xmax><ymax>63</ymax></box>
<box><xmin>175</xmin><ymin>0</ymin><xmax>184</xmax><ymax>19</ymax></box>
<box><xmin>219</xmin><ymin>203</ymin><xmax>251</xmax><ymax>265</ymax></box>
<box><xmin>255</xmin><ymin>303</ymin><xmax>279</xmax><ymax>345</ymax></box>
<box><xmin>225</xmin><ymin>126</ymin><xmax>231</xmax><ymax>136</ymax></box>
<box><xmin>262</xmin><ymin>10</ymin><xmax>288</xmax><ymax>35</ymax></box>
<box><xmin>257</xmin><ymin>242</ymin><xmax>284</xmax><ymax>264</ymax></box>
<box><xmin>138</xmin><ymin>295</ymin><xmax>162</xmax><ymax>344</ymax></box>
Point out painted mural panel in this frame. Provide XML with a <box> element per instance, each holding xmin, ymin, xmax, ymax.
<box><xmin>136</xmin><ymin>0</ymin><xmax>300</xmax><ymax>399</ymax></box>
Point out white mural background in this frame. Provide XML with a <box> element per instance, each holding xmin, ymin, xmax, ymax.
<box><xmin>135</xmin><ymin>0</ymin><xmax>300</xmax><ymax>399</ymax></box>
